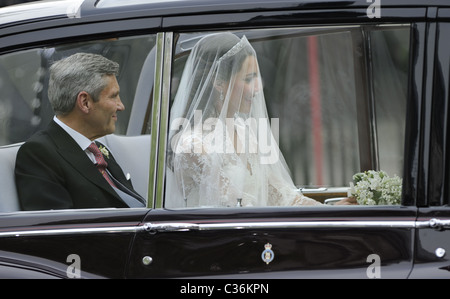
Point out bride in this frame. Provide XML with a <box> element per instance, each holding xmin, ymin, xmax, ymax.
<box><xmin>168</xmin><ymin>32</ymin><xmax>323</xmax><ymax>208</ymax></box>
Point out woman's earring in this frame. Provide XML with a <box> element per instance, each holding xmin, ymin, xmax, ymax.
<box><xmin>220</xmin><ymin>90</ymin><xmax>224</xmax><ymax>101</ymax></box>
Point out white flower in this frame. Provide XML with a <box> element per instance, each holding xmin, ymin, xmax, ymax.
<box><xmin>349</xmin><ymin>170</ymin><xmax>402</xmax><ymax>205</ymax></box>
<box><xmin>99</xmin><ymin>145</ymin><xmax>110</xmax><ymax>159</ymax></box>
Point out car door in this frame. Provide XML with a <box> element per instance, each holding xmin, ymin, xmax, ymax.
<box><xmin>126</xmin><ymin>7</ymin><xmax>426</xmax><ymax>279</ymax></box>
<box><xmin>0</xmin><ymin>9</ymin><xmax>160</xmax><ymax>278</ymax></box>
<box><xmin>409</xmin><ymin>9</ymin><xmax>450</xmax><ymax>278</ymax></box>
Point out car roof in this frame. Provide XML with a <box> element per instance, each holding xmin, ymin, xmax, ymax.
<box><xmin>0</xmin><ymin>0</ymin><xmax>83</xmax><ymax>27</ymax></box>
<box><xmin>1</xmin><ymin>0</ymin><xmax>449</xmax><ymax>29</ymax></box>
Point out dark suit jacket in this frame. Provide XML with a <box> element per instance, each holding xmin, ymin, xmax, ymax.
<box><xmin>15</xmin><ymin>120</ymin><xmax>143</xmax><ymax>210</ymax></box>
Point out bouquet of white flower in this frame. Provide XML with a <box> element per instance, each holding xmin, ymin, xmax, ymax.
<box><xmin>348</xmin><ymin>170</ymin><xmax>402</xmax><ymax>205</ymax></box>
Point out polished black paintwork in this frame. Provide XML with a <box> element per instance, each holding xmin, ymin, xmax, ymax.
<box><xmin>0</xmin><ymin>0</ymin><xmax>450</xmax><ymax>278</ymax></box>
<box><xmin>127</xmin><ymin>206</ymin><xmax>417</xmax><ymax>278</ymax></box>
<box><xmin>0</xmin><ymin>209</ymin><xmax>149</xmax><ymax>278</ymax></box>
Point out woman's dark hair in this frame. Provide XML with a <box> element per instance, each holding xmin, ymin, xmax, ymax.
<box><xmin>189</xmin><ymin>33</ymin><xmax>254</xmax><ymax>112</ymax></box>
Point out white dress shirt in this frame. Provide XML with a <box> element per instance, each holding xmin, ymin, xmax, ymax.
<box><xmin>53</xmin><ymin>116</ymin><xmax>97</xmax><ymax>164</ymax></box>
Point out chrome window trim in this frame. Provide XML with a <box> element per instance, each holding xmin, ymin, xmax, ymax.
<box><xmin>148</xmin><ymin>32</ymin><xmax>165</xmax><ymax>209</ymax></box>
<box><xmin>155</xmin><ymin>32</ymin><xmax>173</xmax><ymax>209</ymax></box>
<box><xmin>0</xmin><ymin>219</ymin><xmax>444</xmax><ymax>238</ymax></box>
<box><xmin>148</xmin><ymin>32</ymin><xmax>173</xmax><ymax>209</ymax></box>
<box><xmin>0</xmin><ymin>0</ymin><xmax>84</xmax><ymax>26</ymax></box>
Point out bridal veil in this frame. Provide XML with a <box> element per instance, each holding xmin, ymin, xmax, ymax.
<box><xmin>167</xmin><ymin>32</ymin><xmax>321</xmax><ymax>207</ymax></box>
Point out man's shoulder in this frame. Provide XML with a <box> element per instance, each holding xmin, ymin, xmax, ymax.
<box><xmin>24</xmin><ymin>125</ymin><xmax>52</xmax><ymax>141</ymax></box>
<box><xmin>17</xmin><ymin>132</ymin><xmax>52</xmax><ymax>159</ymax></box>
<box><xmin>18</xmin><ymin>123</ymin><xmax>59</xmax><ymax>155</ymax></box>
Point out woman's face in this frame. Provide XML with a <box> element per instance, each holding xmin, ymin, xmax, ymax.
<box><xmin>226</xmin><ymin>55</ymin><xmax>261</xmax><ymax>116</ymax></box>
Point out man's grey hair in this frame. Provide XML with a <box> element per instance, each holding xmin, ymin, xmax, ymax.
<box><xmin>48</xmin><ymin>53</ymin><xmax>119</xmax><ymax>115</ymax></box>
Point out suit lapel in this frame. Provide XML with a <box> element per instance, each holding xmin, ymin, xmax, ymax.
<box><xmin>47</xmin><ymin>121</ymin><xmax>123</xmax><ymax>201</ymax></box>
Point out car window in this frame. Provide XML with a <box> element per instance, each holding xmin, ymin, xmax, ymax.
<box><xmin>164</xmin><ymin>25</ymin><xmax>410</xmax><ymax>208</ymax></box>
<box><xmin>0</xmin><ymin>34</ymin><xmax>157</xmax><ymax>212</ymax></box>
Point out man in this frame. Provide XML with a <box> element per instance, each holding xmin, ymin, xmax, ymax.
<box><xmin>15</xmin><ymin>53</ymin><xmax>145</xmax><ymax>210</ymax></box>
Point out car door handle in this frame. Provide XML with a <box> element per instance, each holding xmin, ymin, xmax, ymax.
<box><xmin>144</xmin><ymin>222</ymin><xmax>200</xmax><ymax>233</ymax></box>
<box><xmin>423</xmin><ymin>218</ymin><xmax>450</xmax><ymax>230</ymax></box>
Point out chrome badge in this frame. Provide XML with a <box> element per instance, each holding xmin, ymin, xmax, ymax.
<box><xmin>261</xmin><ymin>243</ymin><xmax>274</xmax><ymax>265</ymax></box>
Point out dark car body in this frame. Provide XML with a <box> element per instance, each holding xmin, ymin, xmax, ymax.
<box><xmin>0</xmin><ymin>0</ymin><xmax>450</xmax><ymax>279</ymax></box>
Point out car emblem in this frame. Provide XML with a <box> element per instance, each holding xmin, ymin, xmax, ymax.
<box><xmin>261</xmin><ymin>243</ymin><xmax>274</xmax><ymax>265</ymax></box>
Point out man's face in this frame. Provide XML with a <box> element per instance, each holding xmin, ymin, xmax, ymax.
<box><xmin>88</xmin><ymin>75</ymin><xmax>124</xmax><ymax>139</ymax></box>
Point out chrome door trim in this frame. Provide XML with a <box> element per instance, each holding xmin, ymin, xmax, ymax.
<box><xmin>144</xmin><ymin>221</ymin><xmax>415</xmax><ymax>233</ymax></box>
<box><xmin>144</xmin><ymin>219</ymin><xmax>437</xmax><ymax>233</ymax></box>
<box><xmin>0</xmin><ymin>225</ymin><xmax>146</xmax><ymax>238</ymax></box>
<box><xmin>0</xmin><ymin>218</ymin><xmax>444</xmax><ymax>238</ymax></box>
<box><xmin>422</xmin><ymin>218</ymin><xmax>450</xmax><ymax>229</ymax></box>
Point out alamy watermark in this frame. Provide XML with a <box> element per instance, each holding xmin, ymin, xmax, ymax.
<box><xmin>366</xmin><ymin>253</ymin><xmax>381</xmax><ymax>278</ymax></box>
<box><xmin>66</xmin><ymin>253</ymin><xmax>81</xmax><ymax>278</ymax></box>
<box><xmin>170</xmin><ymin>110</ymin><xmax>280</xmax><ymax>164</ymax></box>
<box><xmin>367</xmin><ymin>0</ymin><xmax>381</xmax><ymax>19</ymax></box>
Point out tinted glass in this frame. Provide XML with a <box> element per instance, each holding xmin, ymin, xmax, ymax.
<box><xmin>165</xmin><ymin>25</ymin><xmax>410</xmax><ymax>208</ymax></box>
<box><xmin>0</xmin><ymin>34</ymin><xmax>156</xmax><ymax>212</ymax></box>
<box><xmin>0</xmin><ymin>34</ymin><xmax>156</xmax><ymax>145</ymax></box>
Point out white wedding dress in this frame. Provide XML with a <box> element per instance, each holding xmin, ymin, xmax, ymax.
<box><xmin>167</xmin><ymin>33</ymin><xmax>321</xmax><ymax>208</ymax></box>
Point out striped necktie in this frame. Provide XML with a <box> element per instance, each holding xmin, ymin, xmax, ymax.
<box><xmin>87</xmin><ymin>143</ymin><xmax>116</xmax><ymax>187</ymax></box>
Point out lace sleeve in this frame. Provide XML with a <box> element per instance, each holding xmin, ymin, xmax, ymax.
<box><xmin>173</xmin><ymin>132</ymin><xmax>239</xmax><ymax>207</ymax></box>
<box><xmin>172</xmin><ymin>133</ymin><xmax>209</xmax><ymax>205</ymax></box>
<box><xmin>267</xmin><ymin>177</ymin><xmax>323</xmax><ymax>206</ymax></box>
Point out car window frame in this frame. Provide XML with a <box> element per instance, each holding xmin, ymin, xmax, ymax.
<box><xmin>157</xmin><ymin>23</ymin><xmax>417</xmax><ymax>209</ymax></box>
<box><xmin>426</xmin><ymin>12</ymin><xmax>450</xmax><ymax>207</ymax></box>
<box><xmin>0</xmin><ymin>17</ymin><xmax>163</xmax><ymax>213</ymax></box>
<box><xmin>154</xmin><ymin>7</ymin><xmax>428</xmax><ymax>209</ymax></box>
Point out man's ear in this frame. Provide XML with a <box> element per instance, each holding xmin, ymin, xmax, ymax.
<box><xmin>76</xmin><ymin>91</ymin><xmax>91</xmax><ymax>114</ymax></box>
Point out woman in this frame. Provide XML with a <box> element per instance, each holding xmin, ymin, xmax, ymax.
<box><xmin>168</xmin><ymin>32</ymin><xmax>322</xmax><ymax>208</ymax></box>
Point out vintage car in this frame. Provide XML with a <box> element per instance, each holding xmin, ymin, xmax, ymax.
<box><xmin>0</xmin><ymin>0</ymin><xmax>449</xmax><ymax>280</ymax></box>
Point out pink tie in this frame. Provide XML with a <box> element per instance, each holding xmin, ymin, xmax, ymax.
<box><xmin>87</xmin><ymin>143</ymin><xmax>116</xmax><ymax>187</ymax></box>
